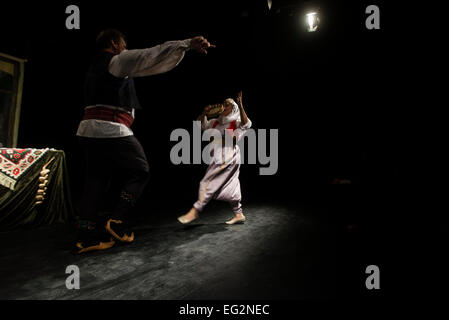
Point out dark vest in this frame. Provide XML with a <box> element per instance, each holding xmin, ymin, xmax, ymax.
<box><xmin>84</xmin><ymin>51</ymin><xmax>141</xmax><ymax>111</ymax></box>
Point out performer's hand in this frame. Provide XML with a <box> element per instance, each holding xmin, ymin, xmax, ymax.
<box><xmin>197</xmin><ymin>107</ymin><xmax>209</xmax><ymax>121</ymax></box>
<box><xmin>236</xmin><ymin>91</ymin><xmax>243</xmax><ymax>107</ymax></box>
<box><xmin>236</xmin><ymin>90</ymin><xmax>249</xmax><ymax>125</ymax></box>
<box><xmin>197</xmin><ymin>106</ymin><xmax>207</xmax><ymax>119</ymax></box>
<box><xmin>190</xmin><ymin>36</ymin><xmax>216</xmax><ymax>54</ymax></box>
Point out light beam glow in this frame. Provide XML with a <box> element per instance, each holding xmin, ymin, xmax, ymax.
<box><xmin>305</xmin><ymin>12</ymin><xmax>319</xmax><ymax>32</ymax></box>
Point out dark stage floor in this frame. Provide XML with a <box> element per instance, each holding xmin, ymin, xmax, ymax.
<box><xmin>0</xmin><ymin>202</ymin><xmax>337</xmax><ymax>300</ymax></box>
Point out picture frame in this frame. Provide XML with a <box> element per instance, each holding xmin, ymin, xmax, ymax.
<box><xmin>0</xmin><ymin>52</ymin><xmax>26</xmax><ymax>148</ymax></box>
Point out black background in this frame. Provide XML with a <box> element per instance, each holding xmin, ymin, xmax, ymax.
<box><xmin>1</xmin><ymin>0</ymin><xmax>432</xmax><ymax>300</ymax></box>
<box><xmin>0</xmin><ymin>0</ymin><xmax>398</xmax><ymax>205</ymax></box>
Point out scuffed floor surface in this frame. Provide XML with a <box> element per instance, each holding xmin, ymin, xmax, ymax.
<box><xmin>0</xmin><ymin>202</ymin><xmax>336</xmax><ymax>299</ymax></box>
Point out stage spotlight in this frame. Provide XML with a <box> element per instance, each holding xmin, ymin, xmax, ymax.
<box><xmin>305</xmin><ymin>11</ymin><xmax>319</xmax><ymax>32</ymax></box>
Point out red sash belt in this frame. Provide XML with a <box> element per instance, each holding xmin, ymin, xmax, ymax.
<box><xmin>82</xmin><ymin>107</ymin><xmax>134</xmax><ymax>128</ymax></box>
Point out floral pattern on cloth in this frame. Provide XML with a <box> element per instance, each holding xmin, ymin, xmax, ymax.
<box><xmin>0</xmin><ymin>148</ymin><xmax>49</xmax><ymax>190</ymax></box>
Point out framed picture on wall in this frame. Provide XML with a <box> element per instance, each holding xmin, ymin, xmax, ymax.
<box><xmin>0</xmin><ymin>52</ymin><xmax>26</xmax><ymax>148</ymax></box>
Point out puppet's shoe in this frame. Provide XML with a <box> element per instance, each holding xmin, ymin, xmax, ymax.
<box><xmin>75</xmin><ymin>228</ymin><xmax>115</xmax><ymax>254</ymax></box>
<box><xmin>76</xmin><ymin>239</ymin><xmax>115</xmax><ymax>254</ymax></box>
<box><xmin>226</xmin><ymin>214</ymin><xmax>246</xmax><ymax>225</ymax></box>
<box><xmin>105</xmin><ymin>219</ymin><xmax>135</xmax><ymax>243</ymax></box>
<box><xmin>177</xmin><ymin>212</ymin><xmax>199</xmax><ymax>224</ymax></box>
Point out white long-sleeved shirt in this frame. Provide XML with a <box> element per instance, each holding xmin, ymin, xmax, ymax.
<box><xmin>201</xmin><ymin>116</ymin><xmax>252</xmax><ymax>141</ymax></box>
<box><xmin>76</xmin><ymin>39</ymin><xmax>192</xmax><ymax>138</ymax></box>
<box><xmin>201</xmin><ymin>116</ymin><xmax>253</xmax><ymax>165</ymax></box>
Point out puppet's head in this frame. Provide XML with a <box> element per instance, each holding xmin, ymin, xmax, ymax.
<box><xmin>218</xmin><ymin>98</ymin><xmax>240</xmax><ymax>124</ymax></box>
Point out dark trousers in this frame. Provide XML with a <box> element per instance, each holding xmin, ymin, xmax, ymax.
<box><xmin>78</xmin><ymin>136</ymin><xmax>150</xmax><ymax>225</ymax></box>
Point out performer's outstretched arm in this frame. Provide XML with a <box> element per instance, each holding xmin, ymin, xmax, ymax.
<box><xmin>236</xmin><ymin>91</ymin><xmax>249</xmax><ymax>126</ymax></box>
<box><xmin>109</xmin><ymin>36</ymin><xmax>215</xmax><ymax>78</ymax></box>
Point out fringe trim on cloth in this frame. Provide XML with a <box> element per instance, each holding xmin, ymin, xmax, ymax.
<box><xmin>0</xmin><ymin>173</ymin><xmax>16</xmax><ymax>190</ymax></box>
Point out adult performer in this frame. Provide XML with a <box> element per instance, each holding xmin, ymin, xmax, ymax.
<box><xmin>76</xmin><ymin>29</ymin><xmax>215</xmax><ymax>253</ymax></box>
<box><xmin>178</xmin><ymin>91</ymin><xmax>252</xmax><ymax>225</ymax></box>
